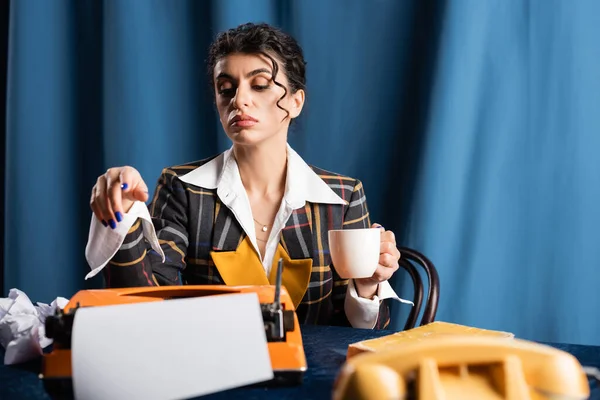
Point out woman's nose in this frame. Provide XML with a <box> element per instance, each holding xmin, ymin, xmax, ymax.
<box><xmin>233</xmin><ymin>85</ymin><xmax>251</xmax><ymax>109</ymax></box>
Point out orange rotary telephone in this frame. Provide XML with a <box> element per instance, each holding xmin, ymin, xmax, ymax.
<box><xmin>333</xmin><ymin>335</ymin><xmax>590</xmax><ymax>400</ymax></box>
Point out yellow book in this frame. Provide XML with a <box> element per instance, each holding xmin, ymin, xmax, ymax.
<box><xmin>347</xmin><ymin>321</ymin><xmax>515</xmax><ymax>359</ymax></box>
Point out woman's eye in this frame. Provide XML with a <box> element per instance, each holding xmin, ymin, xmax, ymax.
<box><xmin>253</xmin><ymin>84</ymin><xmax>269</xmax><ymax>91</ymax></box>
<box><xmin>218</xmin><ymin>87</ymin><xmax>236</xmax><ymax>96</ymax></box>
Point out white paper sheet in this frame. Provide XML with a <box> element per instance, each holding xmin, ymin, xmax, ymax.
<box><xmin>71</xmin><ymin>292</ymin><xmax>273</xmax><ymax>400</ymax></box>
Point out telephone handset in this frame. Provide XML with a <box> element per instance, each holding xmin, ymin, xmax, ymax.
<box><xmin>332</xmin><ymin>335</ymin><xmax>590</xmax><ymax>400</ymax></box>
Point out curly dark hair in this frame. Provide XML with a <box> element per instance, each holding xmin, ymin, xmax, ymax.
<box><xmin>207</xmin><ymin>22</ymin><xmax>307</xmax><ymax>121</ymax></box>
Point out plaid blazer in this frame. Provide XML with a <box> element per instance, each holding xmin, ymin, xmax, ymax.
<box><xmin>105</xmin><ymin>156</ymin><xmax>391</xmax><ymax>329</ymax></box>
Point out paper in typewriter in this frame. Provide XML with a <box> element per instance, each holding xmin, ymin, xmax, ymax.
<box><xmin>71</xmin><ymin>292</ymin><xmax>273</xmax><ymax>400</ymax></box>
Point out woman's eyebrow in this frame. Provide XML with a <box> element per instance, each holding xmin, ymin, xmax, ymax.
<box><xmin>246</xmin><ymin>68</ymin><xmax>272</xmax><ymax>77</ymax></box>
<box><xmin>216</xmin><ymin>68</ymin><xmax>272</xmax><ymax>81</ymax></box>
<box><xmin>215</xmin><ymin>72</ymin><xmax>234</xmax><ymax>81</ymax></box>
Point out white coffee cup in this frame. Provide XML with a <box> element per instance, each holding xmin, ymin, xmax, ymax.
<box><xmin>328</xmin><ymin>228</ymin><xmax>381</xmax><ymax>279</ymax></box>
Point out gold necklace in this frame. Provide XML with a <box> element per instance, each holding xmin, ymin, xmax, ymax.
<box><xmin>253</xmin><ymin>218</ymin><xmax>268</xmax><ymax>232</ymax></box>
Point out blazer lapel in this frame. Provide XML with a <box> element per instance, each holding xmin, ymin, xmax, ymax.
<box><xmin>211</xmin><ymin>197</ymin><xmax>244</xmax><ymax>252</ymax></box>
<box><xmin>209</xmin><ymin>197</ymin><xmax>269</xmax><ymax>285</ymax></box>
<box><xmin>268</xmin><ymin>243</ymin><xmax>312</xmax><ymax>308</ymax></box>
<box><xmin>210</xmin><ymin>237</ymin><xmax>270</xmax><ymax>286</ymax></box>
<box><xmin>280</xmin><ymin>203</ymin><xmax>314</xmax><ymax>262</ymax></box>
<box><xmin>209</xmin><ymin>199</ymin><xmax>316</xmax><ymax>303</ymax></box>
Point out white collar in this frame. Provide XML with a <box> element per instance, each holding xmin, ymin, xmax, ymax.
<box><xmin>178</xmin><ymin>144</ymin><xmax>347</xmax><ymax>209</ymax></box>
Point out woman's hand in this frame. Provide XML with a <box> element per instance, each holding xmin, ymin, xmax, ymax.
<box><xmin>90</xmin><ymin>166</ymin><xmax>149</xmax><ymax>229</ymax></box>
<box><xmin>354</xmin><ymin>223</ymin><xmax>401</xmax><ymax>299</ymax></box>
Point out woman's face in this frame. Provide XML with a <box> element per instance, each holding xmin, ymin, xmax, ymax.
<box><xmin>213</xmin><ymin>52</ymin><xmax>304</xmax><ymax>147</ymax></box>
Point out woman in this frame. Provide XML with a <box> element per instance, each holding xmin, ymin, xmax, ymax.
<box><xmin>86</xmin><ymin>22</ymin><xmax>408</xmax><ymax>329</ymax></box>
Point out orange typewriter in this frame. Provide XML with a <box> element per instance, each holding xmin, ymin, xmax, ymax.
<box><xmin>40</xmin><ymin>260</ymin><xmax>306</xmax><ymax>397</ymax></box>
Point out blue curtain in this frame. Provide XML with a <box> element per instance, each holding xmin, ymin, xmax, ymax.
<box><xmin>5</xmin><ymin>0</ymin><xmax>600</xmax><ymax>345</ymax></box>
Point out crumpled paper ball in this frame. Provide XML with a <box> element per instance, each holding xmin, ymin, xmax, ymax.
<box><xmin>0</xmin><ymin>288</ymin><xmax>69</xmax><ymax>365</ymax></box>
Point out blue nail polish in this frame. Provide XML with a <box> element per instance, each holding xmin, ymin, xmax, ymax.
<box><xmin>101</xmin><ymin>220</ymin><xmax>108</xmax><ymax>227</ymax></box>
<box><xmin>115</xmin><ymin>212</ymin><xmax>123</xmax><ymax>222</ymax></box>
<box><xmin>109</xmin><ymin>219</ymin><xmax>117</xmax><ymax>229</ymax></box>
<box><xmin>121</xmin><ymin>183</ymin><xmax>128</xmax><ymax>190</ymax></box>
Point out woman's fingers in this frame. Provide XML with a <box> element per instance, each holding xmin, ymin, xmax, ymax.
<box><xmin>89</xmin><ymin>185</ymin><xmax>107</xmax><ymax>227</ymax></box>
<box><xmin>89</xmin><ymin>166</ymin><xmax>147</xmax><ymax>229</ymax></box>
<box><xmin>380</xmin><ymin>241</ymin><xmax>399</xmax><ymax>257</ymax></box>
<box><xmin>91</xmin><ymin>174</ymin><xmax>116</xmax><ymax>228</ymax></box>
<box><xmin>107</xmin><ymin>171</ymin><xmax>124</xmax><ymax>226</ymax></box>
<box><xmin>120</xmin><ymin>167</ymin><xmax>149</xmax><ymax>203</ymax></box>
<box><xmin>372</xmin><ymin>261</ymin><xmax>398</xmax><ymax>283</ymax></box>
<box><xmin>380</xmin><ymin>230</ymin><xmax>395</xmax><ymax>245</ymax></box>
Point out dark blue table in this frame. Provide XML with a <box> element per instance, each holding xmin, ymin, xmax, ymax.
<box><xmin>1</xmin><ymin>324</ymin><xmax>600</xmax><ymax>399</ymax></box>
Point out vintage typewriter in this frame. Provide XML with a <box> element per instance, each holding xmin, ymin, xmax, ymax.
<box><xmin>40</xmin><ymin>259</ymin><xmax>306</xmax><ymax>398</ymax></box>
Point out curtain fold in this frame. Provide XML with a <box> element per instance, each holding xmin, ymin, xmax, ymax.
<box><xmin>5</xmin><ymin>0</ymin><xmax>600</xmax><ymax>345</ymax></box>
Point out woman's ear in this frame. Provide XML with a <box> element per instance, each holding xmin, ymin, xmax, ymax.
<box><xmin>288</xmin><ymin>89</ymin><xmax>305</xmax><ymax>119</ymax></box>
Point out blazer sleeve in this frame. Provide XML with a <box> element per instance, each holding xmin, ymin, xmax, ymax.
<box><xmin>330</xmin><ymin>179</ymin><xmax>391</xmax><ymax>330</ymax></box>
<box><xmin>103</xmin><ymin>168</ymin><xmax>189</xmax><ymax>287</ymax></box>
